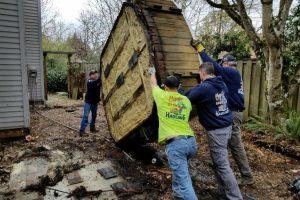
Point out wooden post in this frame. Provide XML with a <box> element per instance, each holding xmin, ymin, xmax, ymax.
<box><xmin>67</xmin><ymin>54</ymin><xmax>72</xmax><ymax>98</ymax></box>
<box><xmin>43</xmin><ymin>52</ymin><xmax>48</xmax><ymax>100</ymax></box>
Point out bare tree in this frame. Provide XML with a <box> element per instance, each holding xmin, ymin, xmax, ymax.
<box><xmin>204</xmin><ymin>0</ymin><xmax>294</xmax><ymax>124</ymax></box>
<box><xmin>41</xmin><ymin>0</ymin><xmax>59</xmax><ymax>37</ymax></box>
<box><xmin>77</xmin><ymin>0</ymin><xmax>124</xmax><ymax>61</ymax></box>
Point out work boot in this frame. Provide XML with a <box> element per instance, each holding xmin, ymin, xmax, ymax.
<box><xmin>79</xmin><ymin>131</ymin><xmax>85</xmax><ymax>137</ymax></box>
<box><xmin>90</xmin><ymin>126</ymin><xmax>99</xmax><ymax>133</ymax></box>
<box><xmin>237</xmin><ymin>177</ymin><xmax>255</xmax><ymax>186</ymax></box>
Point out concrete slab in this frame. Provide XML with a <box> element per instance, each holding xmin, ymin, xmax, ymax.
<box><xmin>66</xmin><ymin>171</ymin><xmax>83</xmax><ymax>185</ymax></box>
<box><xmin>44</xmin><ymin>161</ymin><xmax>121</xmax><ymax>200</ymax></box>
<box><xmin>15</xmin><ymin>192</ymin><xmax>43</xmax><ymax>200</ymax></box>
<box><xmin>8</xmin><ymin>148</ymin><xmax>66</xmax><ymax>192</ymax></box>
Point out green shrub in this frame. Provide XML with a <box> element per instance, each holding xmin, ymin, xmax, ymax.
<box><xmin>47</xmin><ymin>70</ymin><xmax>67</xmax><ymax>92</ymax></box>
<box><xmin>281</xmin><ymin>111</ymin><xmax>300</xmax><ymax>141</ymax></box>
<box><xmin>245</xmin><ymin>112</ymin><xmax>300</xmax><ymax>142</ymax></box>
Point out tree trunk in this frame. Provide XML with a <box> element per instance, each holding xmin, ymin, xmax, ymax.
<box><xmin>265</xmin><ymin>46</ymin><xmax>284</xmax><ymax>125</ymax></box>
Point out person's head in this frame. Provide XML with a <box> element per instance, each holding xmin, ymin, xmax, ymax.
<box><xmin>199</xmin><ymin>62</ymin><xmax>215</xmax><ymax>81</ymax></box>
<box><xmin>221</xmin><ymin>54</ymin><xmax>237</xmax><ymax>68</ymax></box>
<box><xmin>89</xmin><ymin>70</ymin><xmax>98</xmax><ymax>80</ymax></box>
<box><xmin>164</xmin><ymin>75</ymin><xmax>180</xmax><ymax>91</ymax></box>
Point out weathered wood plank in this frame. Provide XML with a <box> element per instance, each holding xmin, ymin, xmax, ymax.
<box><xmin>0</xmin><ymin>128</ymin><xmax>24</xmax><ymax>138</ymax></box>
<box><xmin>237</xmin><ymin>61</ymin><xmax>243</xmax><ymax>75</ymax></box>
<box><xmin>159</xmin><ymin>37</ymin><xmax>191</xmax><ymax>46</ymax></box>
<box><xmin>158</xmin><ymin>30</ymin><xmax>191</xmax><ymax>38</ymax></box>
<box><xmin>242</xmin><ymin>61</ymin><xmax>252</xmax><ymax>120</ymax></box>
<box><xmin>249</xmin><ymin>62</ymin><xmax>261</xmax><ymax>116</ymax></box>
<box><xmin>162</xmin><ymin>44</ymin><xmax>196</xmax><ymax>54</ymax></box>
<box><xmin>258</xmin><ymin>68</ymin><xmax>268</xmax><ymax>117</ymax></box>
<box><xmin>0</xmin><ymin>101</ymin><xmax>22</xmax><ymax>107</ymax></box>
<box><xmin>165</xmin><ymin>61</ymin><xmax>200</xmax><ymax>70</ymax></box>
<box><xmin>164</xmin><ymin>52</ymin><xmax>198</xmax><ymax>61</ymax></box>
<box><xmin>151</xmin><ymin>12</ymin><xmax>184</xmax><ymax>20</ymax></box>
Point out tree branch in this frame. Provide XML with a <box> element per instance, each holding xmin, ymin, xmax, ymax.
<box><xmin>276</xmin><ymin>0</ymin><xmax>293</xmax><ymax>33</ymax></box>
<box><xmin>261</xmin><ymin>0</ymin><xmax>276</xmax><ymax>45</ymax></box>
<box><xmin>205</xmin><ymin>0</ymin><xmax>224</xmax><ymax>9</ymax></box>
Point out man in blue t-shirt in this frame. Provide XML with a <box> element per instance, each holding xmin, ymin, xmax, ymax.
<box><xmin>191</xmin><ymin>40</ymin><xmax>254</xmax><ymax>186</ymax></box>
<box><xmin>79</xmin><ymin>70</ymin><xmax>101</xmax><ymax>137</ymax></box>
<box><xmin>180</xmin><ymin>62</ymin><xmax>242</xmax><ymax>200</ymax></box>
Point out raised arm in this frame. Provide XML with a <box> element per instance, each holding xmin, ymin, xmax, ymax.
<box><xmin>149</xmin><ymin>66</ymin><xmax>158</xmax><ymax>88</ymax></box>
<box><xmin>191</xmin><ymin>39</ymin><xmax>223</xmax><ymax>76</ymax></box>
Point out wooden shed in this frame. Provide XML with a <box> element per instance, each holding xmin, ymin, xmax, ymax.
<box><xmin>0</xmin><ymin>0</ymin><xmax>43</xmax><ymax>137</ymax></box>
<box><xmin>101</xmin><ymin>0</ymin><xmax>200</xmax><ymax>144</ymax></box>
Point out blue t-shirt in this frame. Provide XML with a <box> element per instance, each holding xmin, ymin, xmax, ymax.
<box><xmin>180</xmin><ymin>76</ymin><xmax>233</xmax><ymax>131</ymax></box>
<box><xmin>200</xmin><ymin>52</ymin><xmax>245</xmax><ymax>111</ymax></box>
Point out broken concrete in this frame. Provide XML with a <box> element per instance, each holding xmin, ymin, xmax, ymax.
<box><xmin>45</xmin><ymin>161</ymin><xmax>121</xmax><ymax>200</ymax></box>
<box><xmin>8</xmin><ymin>146</ymin><xmax>66</xmax><ymax>192</ymax></box>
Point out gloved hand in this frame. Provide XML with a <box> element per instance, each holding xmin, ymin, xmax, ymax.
<box><xmin>191</xmin><ymin>39</ymin><xmax>205</xmax><ymax>53</ymax></box>
<box><xmin>148</xmin><ymin>65</ymin><xmax>156</xmax><ymax>75</ymax></box>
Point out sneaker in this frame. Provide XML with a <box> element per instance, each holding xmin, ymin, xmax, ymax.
<box><xmin>90</xmin><ymin>126</ymin><xmax>99</xmax><ymax>132</ymax></box>
<box><xmin>237</xmin><ymin>178</ymin><xmax>255</xmax><ymax>186</ymax></box>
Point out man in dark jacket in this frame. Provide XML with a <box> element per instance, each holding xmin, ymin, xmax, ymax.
<box><xmin>79</xmin><ymin>70</ymin><xmax>101</xmax><ymax>136</ymax></box>
<box><xmin>180</xmin><ymin>62</ymin><xmax>242</xmax><ymax>200</ymax></box>
<box><xmin>191</xmin><ymin>40</ymin><xmax>254</xmax><ymax>186</ymax></box>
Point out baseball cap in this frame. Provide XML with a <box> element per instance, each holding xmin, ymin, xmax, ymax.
<box><xmin>89</xmin><ymin>70</ymin><xmax>97</xmax><ymax>76</ymax></box>
<box><xmin>165</xmin><ymin>76</ymin><xmax>180</xmax><ymax>89</ymax></box>
<box><xmin>221</xmin><ymin>55</ymin><xmax>237</xmax><ymax>64</ymax></box>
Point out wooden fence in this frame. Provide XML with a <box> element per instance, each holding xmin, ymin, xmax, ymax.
<box><xmin>68</xmin><ymin>62</ymin><xmax>99</xmax><ymax>99</ymax></box>
<box><xmin>237</xmin><ymin>60</ymin><xmax>300</xmax><ymax>120</ymax></box>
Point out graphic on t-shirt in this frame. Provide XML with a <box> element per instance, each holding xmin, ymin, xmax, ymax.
<box><xmin>165</xmin><ymin>96</ymin><xmax>187</xmax><ymax>120</ymax></box>
<box><xmin>215</xmin><ymin>91</ymin><xmax>230</xmax><ymax>116</ymax></box>
<box><xmin>238</xmin><ymin>80</ymin><xmax>244</xmax><ymax>95</ymax></box>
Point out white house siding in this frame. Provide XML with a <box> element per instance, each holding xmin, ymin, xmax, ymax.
<box><xmin>0</xmin><ymin>0</ymin><xmax>29</xmax><ymax>130</ymax></box>
<box><xmin>23</xmin><ymin>0</ymin><xmax>43</xmax><ymax>102</ymax></box>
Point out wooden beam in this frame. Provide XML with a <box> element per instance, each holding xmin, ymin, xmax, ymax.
<box><xmin>43</xmin><ymin>50</ymin><xmax>75</xmax><ymax>55</ymax></box>
<box><xmin>0</xmin><ymin>128</ymin><xmax>26</xmax><ymax>138</ymax></box>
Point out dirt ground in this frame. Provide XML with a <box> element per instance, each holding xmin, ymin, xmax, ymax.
<box><xmin>0</xmin><ymin>96</ymin><xmax>299</xmax><ymax>200</ymax></box>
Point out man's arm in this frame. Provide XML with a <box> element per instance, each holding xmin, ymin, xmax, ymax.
<box><xmin>88</xmin><ymin>76</ymin><xmax>101</xmax><ymax>86</ymax></box>
<box><xmin>191</xmin><ymin>40</ymin><xmax>223</xmax><ymax>76</ymax></box>
<box><xmin>180</xmin><ymin>85</ymin><xmax>205</xmax><ymax>105</ymax></box>
<box><xmin>200</xmin><ymin>52</ymin><xmax>222</xmax><ymax>76</ymax></box>
<box><xmin>149</xmin><ymin>66</ymin><xmax>158</xmax><ymax>88</ymax></box>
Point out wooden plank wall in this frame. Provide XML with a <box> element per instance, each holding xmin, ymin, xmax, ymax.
<box><xmin>238</xmin><ymin>60</ymin><xmax>300</xmax><ymax>120</ymax></box>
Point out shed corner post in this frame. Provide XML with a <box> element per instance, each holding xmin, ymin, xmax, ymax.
<box><xmin>67</xmin><ymin>54</ymin><xmax>72</xmax><ymax>99</ymax></box>
<box><xmin>43</xmin><ymin>52</ymin><xmax>48</xmax><ymax>100</ymax></box>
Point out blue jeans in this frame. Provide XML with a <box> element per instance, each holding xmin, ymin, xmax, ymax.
<box><xmin>79</xmin><ymin>102</ymin><xmax>98</xmax><ymax>132</ymax></box>
<box><xmin>166</xmin><ymin>136</ymin><xmax>198</xmax><ymax>200</ymax></box>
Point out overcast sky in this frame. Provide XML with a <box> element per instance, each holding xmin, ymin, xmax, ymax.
<box><xmin>52</xmin><ymin>0</ymin><xmax>87</xmax><ymax>25</ymax></box>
